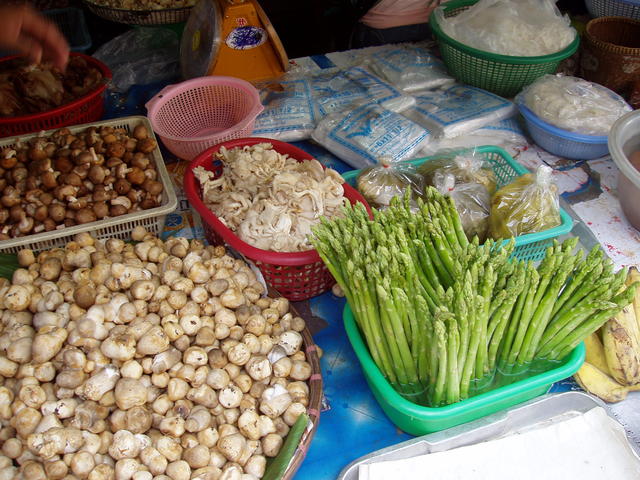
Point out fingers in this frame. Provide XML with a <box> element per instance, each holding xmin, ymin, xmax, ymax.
<box><xmin>0</xmin><ymin>4</ymin><xmax>69</xmax><ymax>70</ymax></box>
<box><xmin>14</xmin><ymin>33</ymin><xmax>44</xmax><ymax>66</ymax></box>
<box><xmin>19</xmin><ymin>6</ymin><xmax>70</xmax><ymax>70</ymax></box>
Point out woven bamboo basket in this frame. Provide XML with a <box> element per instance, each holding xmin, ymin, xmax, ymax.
<box><xmin>273</xmin><ymin>288</ymin><xmax>323</xmax><ymax>479</ymax></box>
<box><xmin>580</xmin><ymin>16</ymin><xmax>640</xmax><ymax>98</ymax></box>
<box><xmin>82</xmin><ymin>0</ymin><xmax>193</xmax><ymax>25</ymax></box>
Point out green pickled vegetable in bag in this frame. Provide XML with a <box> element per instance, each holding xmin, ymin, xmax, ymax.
<box><xmin>489</xmin><ymin>165</ymin><xmax>561</xmax><ymax>239</ymax></box>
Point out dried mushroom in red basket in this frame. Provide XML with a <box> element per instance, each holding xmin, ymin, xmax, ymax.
<box><xmin>0</xmin><ymin>56</ymin><xmax>104</xmax><ymax>117</ymax></box>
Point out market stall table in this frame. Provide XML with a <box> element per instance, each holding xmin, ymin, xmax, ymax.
<box><xmin>99</xmin><ymin>45</ymin><xmax>640</xmax><ymax>479</ymax></box>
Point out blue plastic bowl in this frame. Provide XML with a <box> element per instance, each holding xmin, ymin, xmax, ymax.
<box><xmin>518</xmin><ymin>103</ymin><xmax>609</xmax><ymax>160</ymax></box>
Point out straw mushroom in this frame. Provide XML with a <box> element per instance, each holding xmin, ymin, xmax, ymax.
<box><xmin>0</xmin><ymin>230</ymin><xmax>312</xmax><ymax>478</ymax></box>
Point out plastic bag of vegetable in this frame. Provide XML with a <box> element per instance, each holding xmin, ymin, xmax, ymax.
<box><xmin>434</xmin><ymin>172</ymin><xmax>491</xmax><ymax>242</ymax></box>
<box><xmin>356</xmin><ymin>157</ymin><xmax>425</xmax><ymax>209</ymax></box>
<box><xmin>418</xmin><ymin>151</ymin><xmax>497</xmax><ymax>194</ymax></box>
<box><xmin>489</xmin><ymin>165</ymin><xmax>561</xmax><ymax>239</ymax></box>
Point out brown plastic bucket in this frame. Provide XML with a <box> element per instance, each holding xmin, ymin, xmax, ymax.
<box><xmin>580</xmin><ymin>16</ymin><xmax>640</xmax><ymax>103</ymax></box>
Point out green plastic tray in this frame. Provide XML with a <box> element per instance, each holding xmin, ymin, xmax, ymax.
<box><xmin>341</xmin><ymin>145</ymin><xmax>573</xmax><ymax>262</ymax></box>
<box><xmin>429</xmin><ymin>0</ymin><xmax>580</xmax><ymax>97</ymax></box>
<box><xmin>344</xmin><ymin>304</ymin><xmax>585</xmax><ymax>436</ymax></box>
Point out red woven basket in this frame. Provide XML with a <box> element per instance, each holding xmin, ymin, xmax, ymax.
<box><xmin>0</xmin><ymin>53</ymin><xmax>112</xmax><ymax>138</ymax></box>
<box><xmin>184</xmin><ymin>137</ymin><xmax>372</xmax><ymax>301</ymax></box>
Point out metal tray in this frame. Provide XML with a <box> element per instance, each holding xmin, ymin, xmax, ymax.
<box><xmin>338</xmin><ymin>392</ymin><xmax>640</xmax><ymax>480</ymax></box>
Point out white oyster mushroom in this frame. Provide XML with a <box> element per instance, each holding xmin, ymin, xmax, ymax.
<box><xmin>196</xmin><ymin>142</ymin><xmax>347</xmax><ymax>253</ymax></box>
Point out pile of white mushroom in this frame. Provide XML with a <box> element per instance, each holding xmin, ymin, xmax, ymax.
<box><xmin>194</xmin><ymin>143</ymin><xmax>346</xmax><ymax>253</ymax></box>
<box><xmin>0</xmin><ymin>228</ymin><xmax>316</xmax><ymax>480</ymax></box>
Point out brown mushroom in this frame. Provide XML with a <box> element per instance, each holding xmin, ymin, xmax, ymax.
<box><xmin>17</xmin><ymin>217</ymin><xmax>34</xmax><ymax>234</ymax></box>
<box><xmin>0</xmin><ymin>156</ymin><xmax>17</xmax><ymax>170</ymax></box>
<box><xmin>133</xmin><ymin>125</ymin><xmax>149</xmax><ymax>140</ymax></box>
<box><xmin>28</xmin><ymin>146</ymin><xmax>47</xmax><ymax>162</ymax></box>
<box><xmin>41</xmin><ymin>172</ymin><xmax>58</xmax><ymax>190</ymax></box>
<box><xmin>65</xmin><ymin>173</ymin><xmax>83</xmax><ymax>187</ymax></box>
<box><xmin>137</xmin><ymin>138</ymin><xmax>157</xmax><ymax>154</ymax></box>
<box><xmin>24</xmin><ymin>177</ymin><xmax>38</xmax><ymax>191</ymax></box>
<box><xmin>75</xmin><ymin>152</ymin><xmax>93</xmax><ymax>165</ymax></box>
<box><xmin>114</xmin><ymin>179</ymin><xmax>131</xmax><ymax>195</ymax></box>
<box><xmin>9</xmin><ymin>205</ymin><xmax>26</xmax><ymax>222</ymax></box>
<box><xmin>2</xmin><ymin>187</ymin><xmax>21</xmax><ymax>207</ymax></box>
<box><xmin>48</xmin><ymin>204</ymin><xmax>66</xmax><ymax>223</ymax></box>
<box><xmin>55</xmin><ymin>157</ymin><xmax>74</xmax><ymax>173</ymax></box>
<box><xmin>131</xmin><ymin>154</ymin><xmax>150</xmax><ymax>170</ymax></box>
<box><xmin>126</xmin><ymin>168</ymin><xmax>145</xmax><ymax>185</ymax></box>
<box><xmin>76</xmin><ymin>208</ymin><xmax>97</xmax><ymax>224</ymax></box>
<box><xmin>142</xmin><ymin>180</ymin><xmax>163</xmax><ymax>196</ymax></box>
<box><xmin>92</xmin><ymin>186</ymin><xmax>111</xmax><ymax>203</ymax></box>
<box><xmin>110</xmin><ymin>204</ymin><xmax>128</xmax><ymax>217</ymax></box>
<box><xmin>68</xmin><ymin>197</ymin><xmax>89</xmax><ymax>211</ymax></box>
<box><xmin>88</xmin><ymin>166</ymin><xmax>106</xmax><ymax>185</ymax></box>
<box><xmin>39</xmin><ymin>193</ymin><xmax>53</xmax><ymax>205</ymax></box>
<box><xmin>43</xmin><ymin>218</ymin><xmax>56</xmax><ymax>231</ymax></box>
<box><xmin>34</xmin><ymin>206</ymin><xmax>48</xmax><ymax>222</ymax></box>
<box><xmin>93</xmin><ymin>202</ymin><xmax>109</xmax><ymax>219</ymax></box>
<box><xmin>72</xmin><ymin>165</ymin><xmax>90</xmax><ymax>180</ymax></box>
<box><xmin>106</xmin><ymin>143</ymin><xmax>125</xmax><ymax>159</ymax></box>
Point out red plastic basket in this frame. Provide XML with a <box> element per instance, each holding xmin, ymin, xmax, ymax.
<box><xmin>0</xmin><ymin>53</ymin><xmax>111</xmax><ymax>138</ymax></box>
<box><xmin>184</xmin><ymin>138</ymin><xmax>372</xmax><ymax>301</ymax></box>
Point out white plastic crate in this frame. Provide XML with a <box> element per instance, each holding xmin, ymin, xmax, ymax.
<box><xmin>0</xmin><ymin>116</ymin><xmax>178</xmax><ymax>253</ymax></box>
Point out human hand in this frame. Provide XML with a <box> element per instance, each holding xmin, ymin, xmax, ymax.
<box><xmin>0</xmin><ymin>4</ymin><xmax>69</xmax><ymax>70</ymax></box>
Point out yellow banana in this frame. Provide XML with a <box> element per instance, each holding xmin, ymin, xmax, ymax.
<box><xmin>626</xmin><ymin>267</ymin><xmax>640</xmax><ymax>331</ymax></box>
<box><xmin>602</xmin><ymin>303</ymin><xmax>640</xmax><ymax>385</ymax></box>
<box><xmin>573</xmin><ymin>362</ymin><xmax>639</xmax><ymax>403</ymax></box>
<box><xmin>584</xmin><ymin>331</ymin><xmax>610</xmax><ymax>374</ymax></box>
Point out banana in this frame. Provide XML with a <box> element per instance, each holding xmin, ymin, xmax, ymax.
<box><xmin>602</xmin><ymin>300</ymin><xmax>640</xmax><ymax>386</ymax></box>
<box><xmin>584</xmin><ymin>331</ymin><xmax>610</xmax><ymax>374</ymax></box>
<box><xmin>626</xmin><ymin>266</ymin><xmax>640</xmax><ymax>331</ymax></box>
<box><xmin>573</xmin><ymin>362</ymin><xmax>639</xmax><ymax>403</ymax></box>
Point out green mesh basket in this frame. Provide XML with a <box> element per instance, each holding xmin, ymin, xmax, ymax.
<box><xmin>429</xmin><ymin>0</ymin><xmax>580</xmax><ymax>97</ymax></box>
<box><xmin>341</xmin><ymin>146</ymin><xmax>574</xmax><ymax>262</ymax></box>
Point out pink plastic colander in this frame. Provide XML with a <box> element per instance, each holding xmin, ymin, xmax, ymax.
<box><xmin>145</xmin><ymin>76</ymin><xmax>264</xmax><ymax>161</ymax></box>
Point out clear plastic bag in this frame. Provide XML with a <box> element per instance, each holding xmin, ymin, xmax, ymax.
<box><xmin>516</xmin><ymin>74</ymin><xmax>632</xmax><ymax>136</ymax></box>
<box><xmin>434</xmin><ymin>172</ymin><xmax>491</xmax><ymax>242</ymax></box>
<box><xmin>420</xmin><ymin>118</ymin><xmax>527</xmax><ymax>155</ymax></box>
<box><xmin>342</xmin><ymin>66</ymin><xmax>416</xmax><ymax>113</ymax></box>
<box><xmin>403</xmin><ymin>84</ymin><xmax>516</xmax><ymax>138</ymax></box>
<box><xmin>489</xmin><ymin>165</ymin><xmax>561</xmax><ymax>239</ymax></box>
<box><xmin>356</xmin><ymin>159</ymin><xmax>425</xmax><ymax>209</ymax></box>
<box><xmin>310</xmin><ymin>67</ymin><xmax>371</xmax><ymax>119</ymax></box>
<box><xmin>418</xmin><ymin>151</ymin><xmax>498</xmax><ymax>195</ymax></box>
<box><xmin>367</xmin><ymin>45</ymin><xmax>454</xmax><ymax>92</ymax></box>
<box><xmin>435</xmin><ymin>0</ymin><xmax>576</xmax><ymax>57</ymax></box>
<box><xmin>93</xmin><ymin>28</ymin><xmax>180</xmax><ymax>93</ymax></box>
<box><xmin>311</xmin><ymin>101</ymin><xmax>431</xmax><ymax>169</ymax></box>
<box><xmin>252</xmin><ymin>79</ymin><xmax>316</xmax><ymax>142</ymax></box>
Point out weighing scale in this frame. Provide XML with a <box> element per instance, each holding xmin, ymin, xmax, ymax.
<box><xmin>180</xmin><ymin>0</ymin><xmax>289</xmax><ymax>83</ymax></box>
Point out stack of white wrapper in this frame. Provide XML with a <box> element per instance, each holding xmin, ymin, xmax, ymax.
<box><xmin>359</xmin><ymin>407</ymin><xmax>640</xmax><ymax>480</ymax></box>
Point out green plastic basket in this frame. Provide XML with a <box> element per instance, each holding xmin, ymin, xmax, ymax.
<box><xmin>429</xmin><ymin>0</ymin><xmax>580</xmax><ymax>97</ymax></box>
<box><xmin>341</xmin><ymin>145</ymin><xmax>573</xmax><ymax>262</ymax></box>
<box><xmin>344</xmin><ymin>304</ymin><xmax>585</xmax><ymax>436</ymax></box>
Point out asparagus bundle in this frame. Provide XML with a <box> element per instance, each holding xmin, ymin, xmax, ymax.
<box><xmin>311</xmin><ymin>189</ymin><xmax>637</xmax><ymax>407</ymax></box>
